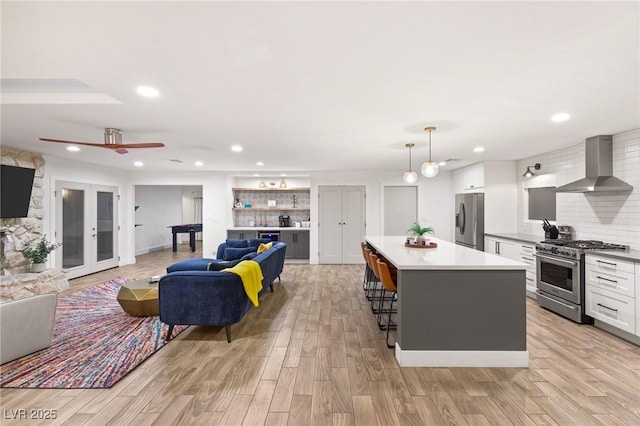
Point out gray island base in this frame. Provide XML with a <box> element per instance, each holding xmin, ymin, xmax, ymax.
<box><xmin>366</xmin><ymin>236</ymin><xmax>529</xmax><ymax>368</ymax></box>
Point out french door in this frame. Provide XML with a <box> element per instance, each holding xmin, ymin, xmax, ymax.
<box><xmin>54</xmin><ymin>181</ymin><xmax>119</xmax><ymax>279</ymax></box>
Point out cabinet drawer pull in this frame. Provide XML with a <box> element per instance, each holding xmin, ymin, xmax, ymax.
<box><xmin>596</xmin><ymin>303</ymin><xmax>618</xmax><ymax>312</ymax></box>
<box><xmin>596</xmin><ymin>276</ymin><xmax>618</xmax><ymax>285</ymax></box>
<box><xmin>525</xmin><ymin>277</ymin><xmax>533</xmax><ymax>282</ymax></box>
<box><xmin>521</xmin><ymin>256</ymin><xmax>534</xmax><ymax>262</ymax></box>
<box><xmin>595</xmin><ymin>260</ymin><xmax>617</xmax><ymax>267</ymax></box>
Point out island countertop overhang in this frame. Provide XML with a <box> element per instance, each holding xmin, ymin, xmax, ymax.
<box><xmin>365</xmin><ymin>235</ymin><xmax>527</xmax><ymax>271</ymax></box>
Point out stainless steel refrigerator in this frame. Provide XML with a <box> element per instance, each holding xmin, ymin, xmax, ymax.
<box><xmin>455</xmin><ymin>193</ymin><xmax>484</xmax><ymax>251</ymax></box>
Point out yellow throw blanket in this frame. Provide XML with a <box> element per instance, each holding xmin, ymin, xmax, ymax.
<box><xmin>223</xmin><ymin>260</ymin><xmax>264</xmax><ymax>307</ymax></box>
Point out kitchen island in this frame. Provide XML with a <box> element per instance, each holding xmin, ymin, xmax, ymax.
<box><xmin>365</xmin><ymin>235</ymin><xmax>528</xmax><ymax>367</ymax></box>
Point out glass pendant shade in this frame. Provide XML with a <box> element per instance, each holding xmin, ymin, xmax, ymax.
<box><xmin>421</xmin><ymin>126</ymin><xmax>439</xmax><ymax>178</ymax></box>
<box><xmin>403</xmin><ymin>142</ymin><xmax>418</xmax><ymax>183</ymax></box>
<box><xmin>403</xmin><ymin>170</ymin><xmax>418</xmax><ymax>183</ymax></box>
<box><xmin>421</xmin><ymin>161</ymin><xmax>439</xmax><ymax>177</ymax></box>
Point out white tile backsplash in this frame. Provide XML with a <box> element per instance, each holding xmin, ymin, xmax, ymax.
<box><xmin>517</xmin><ymin>129</ymin><xmax>640</xmax><ymax>249</ymax></box>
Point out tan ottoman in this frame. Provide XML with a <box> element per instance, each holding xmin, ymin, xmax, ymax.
<box><xmin>117</xmin><ymin>280</ymin><xmax>159</xmax><ymax>317</ymax></box>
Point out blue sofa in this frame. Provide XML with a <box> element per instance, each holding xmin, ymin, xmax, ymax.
<box><xmin>159</xmin><ymin>240</ymin><xmax>287</xmax><ymax>342</ymax></box>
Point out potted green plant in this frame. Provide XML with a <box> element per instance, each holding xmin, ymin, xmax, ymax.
<box><xmin>19</xmin><ymin>235</ymin><xmax>62</xmax><ymax>272</ymax></box>
<box><xmin>407</xmin><ymin>222</ymin><xmax>435</xmax><ymax>244</ymax></box>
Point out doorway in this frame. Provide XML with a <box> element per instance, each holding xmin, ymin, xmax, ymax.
<box><xmin>383</xmin><ymin>185</ymin><xmax>417</xmax><ymax>235</ymax></box>
<box><xmin>54</xmin><ymin>181</ymin><xmax>119</xmax><ymax>279</ymax></box>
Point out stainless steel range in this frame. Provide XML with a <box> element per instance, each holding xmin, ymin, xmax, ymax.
<box><xmin>535</xmin><ymin>240</ymin><xmax>628</xmax><ymax>323</ymax></box>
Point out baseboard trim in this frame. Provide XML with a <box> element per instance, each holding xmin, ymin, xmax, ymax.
<box><xmin>395</xmin><ymin>345</ymin><xmax>529</xmax><ymax>367</ymax></box>
<box><xmin>594</xmin><ymin>320</ymin><xmax>640</xmax><ymax>346</ymax></box>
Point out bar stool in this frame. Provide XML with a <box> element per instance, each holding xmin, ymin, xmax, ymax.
<box><xmin>361</xmin><ymin>242</ymin><xmax>374</xmax><ymax>299</ymax></box>
<box><xmin>376</xmin><ymin>258</ymin><xmax>398</xmax><ymax>348</ymax></box>
<box><xmin>368</xmin><ymin>251</ymin><xmax>394</xmax><ymax>317</ymax></box>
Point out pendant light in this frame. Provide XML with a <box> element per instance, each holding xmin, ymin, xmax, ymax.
<box><xmin>403</xmin><ymin>143</ymin><xmax>418</xmax><ymax>183</ymax></box>
<box><xmin>421</xmin><ymin>126</ymin><xmax>439</xmax><ymax>178</ymax></box>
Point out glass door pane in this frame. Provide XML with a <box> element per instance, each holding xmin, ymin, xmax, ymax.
<box><xmin>96</xmin><ymin>191</ymin><xmax>114</xmax><ymax>262</ymax></box>
<box><xmin>62</xmin><ymin>188</ymin><xmax>85</xmax><ymax>269</ymax></box>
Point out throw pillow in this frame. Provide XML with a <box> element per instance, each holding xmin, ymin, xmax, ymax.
<box><xmin>208</xmin><ymin>259</ymin><xmax>241</xmax><ymax>271</ymax></box>
<box><xmin>240</xmin><ymin>252</ymin><xmax>259</xmax><ymax>261</ymax></box>
<box><xmin>257</xmin><ymin>242</ymin><xmax>273</xmax><ymax>253</ymax></box>
<box><xmin>248</xmin><ymin>238</ymin><xmax>273</xmax><ymax>248</ymax></box>
<box><xmin>223</xmin><ymin>247</ymin><xmax>256</xmax><ymax>261</ymax></box>
<box><xmin>225</xmin><ymin>239</ymin><xmax>249</xmax><ymax>248</ymax></box>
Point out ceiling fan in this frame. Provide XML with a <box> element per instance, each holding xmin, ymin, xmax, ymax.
<box><xmin>39</xmin><ymin>128</ymin><xmax>165</xmax><ymax>154</ymax></box>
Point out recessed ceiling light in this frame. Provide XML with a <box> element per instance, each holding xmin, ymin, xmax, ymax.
<box><xmin>66</xmin><ymin>146</ymin><xmax>80</xmax><ymax>152</ymax></box>
<box><xmin>253</xmin><ymin>174</ymin><xmax>260</xmax><ymax>177</ymax></box>
<box><xmin>136</xmin><ymin>86</ymin><xmax>159</xmax><ymax>98</ymax></box>
<box><xmin>280</xmin><ymin>174</ymin><xmax>287</xmax><ymax>177</ymax></box>
<box><xmin>256</xmin><ymin>161</ymin><xmax>264</xmax><ymax>166</ymax></box>
<box><xmin>134</xmin><ymin>161</ymin><xmax>144</xmax><ymax>167</ymax></box>
<box><xmin>551</xmin><ymin>112</ymin><xmax>570</xmax><ymax>122</ymax></box>
<box><xmin>473</xmin><ymin>147</ymin><xmax>485</xmax><ymax>153</ymax></box>
<box><xmin>195</xmin><ymin>161</ymin><xmax>203</xmax><ymax>166</ymax></box>
<box><xmin>231</xmin><ymin>145</ymin><xmax>243</xmax><ymax>152</ymax></box>
<box><xmin>438</xmin><ymin>161</ymin><xmax>447</xmax><ymax>166</ymax></box>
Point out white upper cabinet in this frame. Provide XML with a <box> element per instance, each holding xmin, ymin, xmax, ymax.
<box><xmin>454</xmin><ymin>161</ymin><xmax>518</xmax><ymax>234</ymax></box>
<box><xmin>453</xmin><ymin>162</ymin><xmax>485</xmax><ymax>193</ymax></box>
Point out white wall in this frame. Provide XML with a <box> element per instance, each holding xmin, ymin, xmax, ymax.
<box><xmin>134</xmin><ymin>186</ymin><xmax>183</xmax><ymax>255</ymax></box>
<box><xmin>43</xmin><ymin>155</ymin><xmax>135</xmax><ymax>267</ymax></box>
<box><xmin>517</xmin><ymin>128</ymin><xmax>640</xmax><ymax>249</ymax></box>
<box><xmin>130</xmin><ymin>171</ymin><xmax>228</xmax><ymax>258</ymax></box>
<box><xmin>42</xmin><ymin>157</ymin><xmax>457</xmax><ymax>267</ymax></box>
<box><xmin>309</xmin><ymin>169</ymin><xmax>454</xmax><ymax>264</ymax></box>
<box><xmin>182</xmin><ymin>185</ymin><xmax>203</xmax><ymax>241</ymax></box>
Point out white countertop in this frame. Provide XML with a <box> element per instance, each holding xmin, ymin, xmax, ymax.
<box><xmin>484</xmin><ymin>233</ymin><xmax>542</xmax><ymax>245</ymax></box>
<box><xmin>365</xmin><ymin>236</ymin><xmax>527</xmax><ymax>271</ymax></box>
<box><xmin>229</xmin><ymin>227</ymin><xmax>310</xmax><ymax>231</ymax></box>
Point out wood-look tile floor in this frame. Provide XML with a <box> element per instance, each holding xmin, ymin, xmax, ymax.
<box><xmin>1</xmin><ymin>246</ymin><xmax>640</xmax><ymax>425</ymax></box>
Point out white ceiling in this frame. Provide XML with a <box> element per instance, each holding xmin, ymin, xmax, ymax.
<box><xmin>2</xmin><ymin>1</ymin><xmax>639</xmax><ymax>174</ymax></box>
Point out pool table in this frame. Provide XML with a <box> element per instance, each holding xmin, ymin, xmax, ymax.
<box><xmin>169</xmin><ymin>223</ymin><xmax>202</xmax><ymax>252</ymax></box>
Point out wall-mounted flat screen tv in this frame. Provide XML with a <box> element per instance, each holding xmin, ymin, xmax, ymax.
<box><xmin>1</xmin><ymin>165</ymin><xmax>36</xmax><ymax>218</ymax></box>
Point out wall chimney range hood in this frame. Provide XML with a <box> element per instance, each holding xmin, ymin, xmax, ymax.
<box><xmin>555</xmin><ymin>135</ymin><xmax>633</xmax><ymax>193</ymax></box>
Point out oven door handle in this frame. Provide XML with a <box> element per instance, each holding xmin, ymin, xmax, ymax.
<box><xmin>534</xmin><ymin>253</ymin><xmax>578</xmax><ymax>267</ymax></box>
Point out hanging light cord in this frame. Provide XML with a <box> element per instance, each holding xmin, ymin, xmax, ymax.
<box><xmin>428</xmin><ymin>129</ymin><xmax>432</xmax><ymax>162</ymax></box>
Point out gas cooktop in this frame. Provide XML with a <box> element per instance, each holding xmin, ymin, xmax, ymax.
<box><xmin>536</xmin><ymin>239</ymin><xmax>629</xmax><ymax>259</ymax></box>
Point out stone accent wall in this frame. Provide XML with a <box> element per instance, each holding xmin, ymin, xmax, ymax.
<box><xmin>0</xmin><ymin>147</ymin><xmax>46</xmax><ymax>275</ymax></box>
<box><xmin>0</xmin><ymin>269</ymin><xmax>69</xmax><ymax>302</ymax></box>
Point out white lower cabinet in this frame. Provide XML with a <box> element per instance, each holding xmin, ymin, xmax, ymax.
<box><xmin>485</xmin><ymin>237</ymin><xmax>517</xmax><ymax>259</ymax></box>
<box><xmin>585</xmin><ymin>253</ymin><xmax>637</xmax><ymax>336</ymax></box>
<box><xmin>586</xmin><ymin>286</ymin><xmax>635</xmax><ymax>334</ymax></box>
<box><xmin>637</xmin><ymin>263</ymin><xmax>640</xmax><ymax>338</ymax></box>
<box><xmin>485</xmin><ymin>237</ymin><xmax>536</xmax><ymax>297</ymax></box>
<box><xmin>517</xmin><ymin>243</ymin><xmax>536</xmax><ymax>296</ymax></box>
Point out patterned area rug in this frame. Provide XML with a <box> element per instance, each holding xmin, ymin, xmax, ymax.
<box><xmin>0</xmin><ymin>278</ymin><xmax>187</xmax><ymax>389</ymax></box>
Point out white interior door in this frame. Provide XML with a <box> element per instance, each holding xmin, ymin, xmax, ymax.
<box><xmin>318</xmin><ymin>185</ymin><xmax>365</xmax><ymax>264</ymax></box>
<box><xmin>318</xmin><ymin>186</ymin><xmax>343</xmax><ymax>264</ymax></box>
<box><xmin>341</xmin><ymin>186</ymin><xmax>366</xmax><ymax>264</ymax></box>
<box><xmin>384</xmin><ymin>186</ymin><xmax>417</xmax><ymax>235</ymax></box>
<box><xmin>55</xmin><ymin>181</ymin><xmax>119</xmax><ymax>279</ymax></box>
